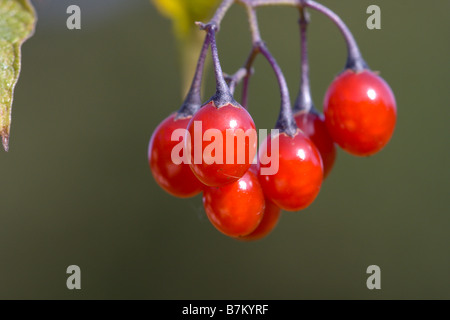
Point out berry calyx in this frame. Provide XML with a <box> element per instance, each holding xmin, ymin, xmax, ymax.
<box><xmin>323</xmin><ymin>69</ymin><xmax>397</xmax><ymax>156</ymax></box>
<box><xmin>186</xmin><ymin>101</ymin><xmax>257</xmax><ymax>187</ymax></box>
<box><xmin>294</xmin><ymin>110</ymin><xmax>336</xmax><ymax>178</ymax></box>
<box><xmin>203</xmin><ymin>170</ymin><xmax>265</xmax><ymax>237</ymax></box>
<box><xmin>148</xmin><ymin>113</ymin><xmax>203</xmax><ymax>198</ymax></box>
<box><xmin>258</xmin><ymin>130</ymin><xmax>323</xmax><ymax>211</ymax></box>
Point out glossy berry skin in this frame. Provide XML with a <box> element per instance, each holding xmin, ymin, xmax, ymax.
<box><xmin>239</xmin><ymin>199</ymin><xmax>280</xmax><ymax>241</ymax></box>
<box><xmin>203</xmin><ymin>170</ymin><xmax>265</xmax><ymax>237</ymax></box>
<box><xmin>148</xmin><ymin>113</ymin><xmax>203</xmax><ymax>198</ymax></box>
<box><xmin>323</xmin><ymin>69</ymin><xmax>397</xmax><ymax>156</ymax></box>
<box><xmin>258</xmin><ymin>130</ymin><xmax>323</xmax><ymax>211</ymax></box>
<box><xmin>186</xmin><ymin>101</ymin><xmax>257</xmax><ymax>187</ymax></box>
<box><xmin>294</xmin><ymin>110</ymin><xmax>336</xmax><ymax>178</ymax></box>
<box><xmin>238</xmin><ymin>164</ymin><xmax>281</xmax><ymax>240</ymax></box>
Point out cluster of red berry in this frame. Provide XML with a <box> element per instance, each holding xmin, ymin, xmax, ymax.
<box><xmin>148</xmin><ymin>1</ymin><xmax>396</xmax><ymax>241</ymax></box>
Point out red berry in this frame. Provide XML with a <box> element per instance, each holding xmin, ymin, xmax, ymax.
<box><xmin>294</xmin><ymin>110</ymin><xmax>336</xmax><ymax>178</ymax></box>
<box><xmin>258</xmin><ymin>130</ymin><xmax>323</xmax><ymax>211</ymax></box>
<box><xmin>239</xmin><ymin>198</ymin><xmax>281</xmax><ymax>241</ymax></box>
<box><xmin>148</xmin><ymin>113</ymin><xmax>203</xmax><ymax>198</ymax></box>
<box><xmin>203</xmin><ymin>170</ymin><xmax>265</xmax><ymax>237</ymax></box>
<box><xmin>323</xmin><ymin>69</ymin><xmax>397</xmax><ymax>156</ymax></box>
<box><xmin>186</xmin><ymin>101</ymin><xmax>257</xmax><ymax>187</ymax></box>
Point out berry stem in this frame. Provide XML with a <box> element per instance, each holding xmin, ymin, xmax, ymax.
<box><xmin>209</xmin><ymin>0</ymin><xmax>235</xmax><ymax>30</ymax></box>
<box><xmin>177</xmin><ymin>32</ymin><xmax>211</xmax><ymax>118</ymax></box>
<box><xmin>302</xmin><ymin>0</ymin><xmax>367</xmax><ymax>71</ymax></box>
<box><xmin>225</xmin><ymin>68</ymin><xmax>249</xmax><ymax>95</ymax></box>
<box><xmin>225</xmin><ymin>45</ymin><xmax>261</xmax><ymax>111</ymax></box>
<box><xmin>258</xmin><ymin>43</ymin><xmax>297</xmax><ymax>136</ymax></box>
<box><xmin>239</xmin><ymin>0</ymin><xmax>296</xmax><ymax>7</ymax></box>
<box><xmin>245</xmin><ymin>6</ymin><xmax>262</xmax><ymax>43</ymax></box>
<box><xmin>223</xmin><ymin>5</ymin><xmax>259</xmax><ymax>108</ymax></box>
<box><xmin>241</xmin><ymin>46</ymin><xmax>259</xmax><ymax>109</ymax></box>
<box><xmin>209</xmin><ymin>28</ymin><xmax>229</xmax><ymax>95</ymax></box>
<box><xmin>294</xmin><ymin>6</ymin><xmax>314</xmax><ymax>113</ymax></box>
<box><xmin>198</xmin><ymin>24</ymin><xmax>236</xmax><ymax>107</ymax></box>
<box><xmin>237</xmin><ymin>1</ymin><xmax>296</xmax><ymax>132</ymax></box>
<box><xmin>240</xmin><ymin>6</ymin><xmax>262</xmax><ymax>109</ymax></box>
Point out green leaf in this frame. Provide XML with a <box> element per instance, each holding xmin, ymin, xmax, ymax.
<box><xmin>0</xmin><ymin>0</ymin><xmax>36</xmax><ymax>151</ymax></box>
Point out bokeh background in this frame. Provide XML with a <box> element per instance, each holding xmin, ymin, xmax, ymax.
<box><xmin>0</xmin><ymin>0</ymin><xmax>448</xmax><ymax>299</ymax></box>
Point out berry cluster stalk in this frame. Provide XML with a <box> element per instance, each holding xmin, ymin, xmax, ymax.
<box><xmin>192</xmin><ymin>0</ymin><xmax>368</xmax><ymax>124</ymax></box>
<box><xmin>206</xmin><ymin>0</ymin><xmax>366</xmax><ymax>70</ymax></box>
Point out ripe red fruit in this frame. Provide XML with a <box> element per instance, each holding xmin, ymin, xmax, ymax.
<box><xmin>258</xmin><ymin>130</ymin><xmax>323</xmax><ymax>211</ymax></box>
<box><xmin>294</xmin><ymin>110</ymin><xmax>336</xmax><ymax>178</ymax></box>
<box><xmin>323</xmin><ymin>69</ymin><xmax>397</xmax><ymax>156</ymax></box>
<box><xmin>148</xmin><ymin>113</ymin><xmax>203</xmax><ymax>198</ymax></box>
<box><xmin>203</xmin><ymin>170</ymin><xmax>265</xmax><ymax>237</ymax></box>
<box><xmin>186</xmin><ymin>101</ymin><xmax>257</xmax><ymax>187</ymax></box>
<box><xmin>239</xmin><ymin>199</ymin><xmax>281</xmax><ymax>241</ymax></box>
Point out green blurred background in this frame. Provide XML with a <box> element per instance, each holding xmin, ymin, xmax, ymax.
<box><xmin>0</xmin><ymin>0</ymin><xmax>448</xmax><ymax>299</ymax></box>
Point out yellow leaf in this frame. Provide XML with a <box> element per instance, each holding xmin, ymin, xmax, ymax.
<box><xmin>152</xmin><ymin>0</ymin><xmax>219</xmax><ymax>38</ymax></box>
<box><xmin>151</xmin><ymin>0</ymin><xmax>220</xmax><ymax>96</ymax></box>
